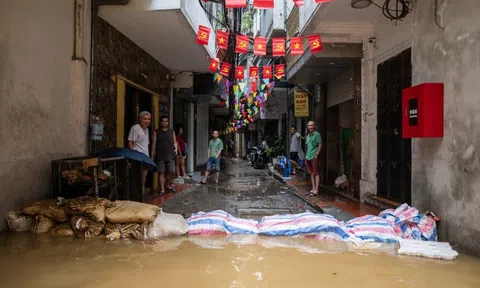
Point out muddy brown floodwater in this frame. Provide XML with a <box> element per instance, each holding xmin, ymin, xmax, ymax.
<box><xmin>1</xmin><ymin>232</ymin><xmax>479</xmax><ymax>288</ymax></box>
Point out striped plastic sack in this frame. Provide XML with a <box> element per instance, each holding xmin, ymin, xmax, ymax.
<box><xmin>258</xmin><ymin>212</ymin><xmax>351</xmax><ymax>239</ymax></box>
<box><xmin>187</xmin><ymin>210</ymin><xmax>229</xmax><ymax>235</ymax></box>
<box><xmin>342</xmin><ymin>215</ymin><xmax>401</xmax><ymax>243</ymax></box>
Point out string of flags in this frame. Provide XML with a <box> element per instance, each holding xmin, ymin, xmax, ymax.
<box><xmin>202</xmin><ymin>0</ymin><xmax>333</xmax><ymax>9</ymax></box>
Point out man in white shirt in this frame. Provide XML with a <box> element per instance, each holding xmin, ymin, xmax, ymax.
<box><xmin>128</xmin><ymin>111</ymin><xmax>151</xmax><ymax>191</ymax></box>
<box><xmin>290</xmin><ymin>125</ymin><xmax>304</xmax><ymax>175</ymax></box>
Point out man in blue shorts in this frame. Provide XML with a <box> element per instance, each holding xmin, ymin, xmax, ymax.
<box><xmin>200</xmin><ymin>130</ymin><xmax>223</xmax><ymax>185</ymax></box>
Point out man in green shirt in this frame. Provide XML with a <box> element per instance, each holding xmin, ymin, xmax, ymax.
<box><xmin>201</xmin><ymin>130</ymin><xmax>224</xmax><ymax>185</ymax></box>
<box><xmin>305</xmin><ymin>121</ymin><xmax>322</xmax><ymax>196</ymax></box>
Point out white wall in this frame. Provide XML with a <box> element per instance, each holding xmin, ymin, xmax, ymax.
<box><xmin>360</xmin><ymin>14</ymin><xmax>412</xmax><ymax>200</ymax></box>
<box><xmin>0</xmin><ymin>0</ymin><xmax>90</xmax><ymax>230</ymax></box>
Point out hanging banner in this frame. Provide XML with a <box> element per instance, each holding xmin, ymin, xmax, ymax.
<box><xmin>275</xmin><ymin>64</ymin><xmax>285</xmax><ymax>78</ymax></box>
<box><xmin>249</xmin><ymin>66</ymin><xmax>259</xmax><ymax>78</ymax></box>
<box><xmin>216</xmin><ymin>30</ymin><xmax>229</xmax><ymax>50</ymax></box>
<box><xmin>196</xmin><ymin>25</ymin><xmax>210</xmax><ymax>45</ymax></box>
<box><xmin>226</xmin><ymin>0</ymin><xmax>247</xmax><ymax>8</ymax></box>
<box><xmin>220</xmin><ymin>62</ymin><xmax>232</xmax><ymax>77</ymax></box>
<box><xmin>272</xmin><ymin>38</ymin><xmax>286</xmax><ymax>56</ymax></box>
<box><xmin>236</xmin><ymin>34</ymin><xmax>249</xmax><ymax>54</ymax></box>
<box><xmin>308</xmin><ymin>34</ymin><xmax>323</xmax><ymax>54</ymax></box>
<box><xmin>294</xmin><ymin>91</ymin><xmax>309</xmax><ymax>117</ymax></box>
<box><xmin>290</xmin><ymin>37</ymin><xmax>304</xmax><ymax>55</ymax></box>
<box><xmin>209</xmin><ymin>58</ymin><xmax>219</xmax><ymax>72</ymax></box>
<box><xmin>235</xmin><ymin>66</ymin><xmax>245</xmax><ymax>79</ymax></box>
<box><xmin>254</xmin><ymin>0</ymin><xmax>274</xmax><ymax>9</ymax></box>
<box><xmin>262</xmin><ymin>66</ymin><xmax>272</xmax><ymax>79</ymax></box>
<box><xmin>254</xmin><ymin>37</ymin><xmax>267</xmax><ymax>55</ymax></box>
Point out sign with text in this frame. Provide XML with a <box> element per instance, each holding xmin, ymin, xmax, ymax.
<box><xmin>294</xmin><ymin>91</ymin><xmax>309</xmax><ymax>117</ymax></box>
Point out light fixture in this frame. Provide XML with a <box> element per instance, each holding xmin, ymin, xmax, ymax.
<box><xmin>351</xmin><ymin>0</ymin><xmax>372</xmax><ymax>9</ymax></box>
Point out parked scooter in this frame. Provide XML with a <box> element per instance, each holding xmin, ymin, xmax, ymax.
<box><xmin>251</xmin><ymin>146</ymin><xmax>266</xmax><ymax>169</ymax></box>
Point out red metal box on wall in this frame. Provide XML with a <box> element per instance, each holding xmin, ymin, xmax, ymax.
<box><xmin>402</xmin><ymin>83</ymin><xmax>444</xmax><ymax>138</ymax></box>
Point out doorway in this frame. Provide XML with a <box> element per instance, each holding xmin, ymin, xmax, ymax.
<box><xmin>376</xmin><ymin>48</ymin><xmax>412</xmax><ymax>204</ymax></box>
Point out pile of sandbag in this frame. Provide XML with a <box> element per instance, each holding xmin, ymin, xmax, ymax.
<box><xmin>6</xmin><ymin>197</ymin><xmax>189</xmax><ymax>241</ymax></box>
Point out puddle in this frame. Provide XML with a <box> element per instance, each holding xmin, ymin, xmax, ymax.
<box><xmin>1</xmin><ymin>232</ymin><xmax>479</xmax><ymax>287</ymax></box>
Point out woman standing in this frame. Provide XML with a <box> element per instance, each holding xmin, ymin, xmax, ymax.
<box><xmin>175</xmin><ymin>126</ymin><xmax>189</xmax><ymax>179</ymax></box>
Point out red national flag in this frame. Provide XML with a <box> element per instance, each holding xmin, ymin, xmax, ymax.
<box><xmin>315</xmin><ymin>0</ymin><xmax>333</xmax><ymax>3</ymax></box>
<box><xmin>272</xmin><ymin>38</ymin><xmax>286</xmax><ymax>56</ymax></box>
<box><xmin>262</xmin><ymin>66</ymin><xmax>272</xmax><ymax>79</ymax></box>
<box><xmin>249</xmin><ymin>66</ymin><xmax>259</xmax><ymax>78</ymax></box>
<box><xmin>275</xmin><ymin>64</ymin><xmax>285</xmax><ymax>78</ymax></box>
<box><xmin>251</xmin><ymin>81</ymin><xmax>258</xmax><ymax>92</ymax></box>
<box><xmin>254</xmin><ymin>37</ymin><xmax>267</xmax><ymax>56</ymax></box>
<box><xmin>236</xmin><ymin>34</ymin><xmax>249</xmax><ymax>54</ymax></box>
<box><xmin>290</xmin><ymin>37</ymin><xmax>304</xmax><ymax>55</ymax></box>
<box><xmin>196</xmin><ymin>25</ymin><xmax>210</xmax><ymax>45</ymax></box>
<box><xmin>254</xmin><ymin>0</ymin><xmax>274</xmax><ymax>8</ymax></box>
<box><xmin>209</xmin><ymin>58</ymin><xmax>219</xmax><ymax>72</ymax></box>
<box><xmin>308</xmin><ymin>34</ymin><xmax>323</xmax><ymax>54</ymax></box>
<box><xmin>226</xmin><ymin>0</ymin><xmax>247</xmax><ymax>8</ymax></box>
<box><xmin>220</xmin><ymin>62</ymin><xmax>232</xmax><ymax>77</ymax></box>
<box><xmin>235</xmin><ymin>66</ymin><xmax>245</xmax><ymax>79</ymax></box>
<box><xmin>293</xmin><ymin>0</ymin><xmax>304</xmax><ymax>6</ymax></box>
<box><xmin>216</xmin><ymin>30</ymin><xmax>229</xmax><ymax>50</ymax></box>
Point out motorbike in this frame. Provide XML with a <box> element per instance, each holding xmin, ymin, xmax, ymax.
<box><xmin>251</xmin><ymin>146</ymin><xmax>266</xmax><ymax>169</ymax></box>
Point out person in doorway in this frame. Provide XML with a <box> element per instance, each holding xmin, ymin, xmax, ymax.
<box><xmin>227</xmin><ymin>138</ymin><xmax>235</xmax><ymax>161</ymax></box>
<box><xmin>200</xmin><ymin>130</ymin><xmax>224</xmax><ymax>186</ymax></box>
<box><xmin>289</xmin><ymin>125</ymin><xmax>304</xmax><ymax>175</ymax></box>
<box><xmin>305</xmin><ymin>121</ymin><xmax>322</xmax><ymax>196</ymax></box>
<box><xmin>127</xmin><ymin>111</ymin><xmax>151</xmax><ymax>192</ymax></box>
<box><xmin>151</xmin><ymin>116</ymin><xmax>178</xmax><ymax>196</ymax></box>
<box><xmin>175</xmin><ymin>126</ymin><xmax>189</xmax><ymax>179</ymax></box>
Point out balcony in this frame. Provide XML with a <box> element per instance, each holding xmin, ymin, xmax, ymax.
<box><xmin>98</xmin><ymin>0</ymin><xmax>216</xmax><ymax>72</ymax></box>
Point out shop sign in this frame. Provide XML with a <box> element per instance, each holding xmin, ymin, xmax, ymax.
<box><xmin>294</xmin><ymin>91</ymin><xmax>309</xmax><ymax>117</ymax></box>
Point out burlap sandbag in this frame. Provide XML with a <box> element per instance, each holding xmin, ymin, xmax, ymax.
<box><xmin>60</xmin><ymin>196</ymin><xmax>113</xmax><ymax>222</ymax></box>
<box><xmin>105</xmin><ymin>201</ymin><xmax>160</xmax><ymax>224</ymax></box>
<box><xmin>51</xmin><ymin>222</ymin><xmax>74</xmax><ymax>237</ymax></box>
<box><xmin>6</xmin><ymin>211</ymin><xmax>34</xmax><ymax>232</ymax></box>
<box><xmin>104</xmin><ymin>222</ymin><xmax>148</xmax><ymax>241</ymax></box>
<box><xmin>70</xmin><ymin>216</ymin><xmax>105</xmax><ymax>238</ymax></box>
<box><xmin>23</xmin><ymin>200</ymin><xmax>68</xmax><ymax>222</ymax></box>
<box><xmin>31</xmin><ymin>215</ymin><xmax>55</xmax><ymax>234</ymax></box>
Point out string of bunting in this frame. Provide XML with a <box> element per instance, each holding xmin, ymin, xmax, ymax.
<box><xmin>202</xmin><ymin>0</ymin><xmax>333</xmax><ymax>9</ymax></box>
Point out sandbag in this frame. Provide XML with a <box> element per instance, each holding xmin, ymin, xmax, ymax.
<box><xmin>6</xmin><ymin>211</ymin><xmax>33</xmax><ymax>232</ymax></box>
<box><xmin>104</xmin><ymin>222</ymin><xmax>148</xmax><ymax>241</ymax></box>
<box><xmin>23</xmin><ymin>200</ymin><xmax>68</xmax><ymax>222</ymax></box>
<box><xmin>51</xmin><ymin>222</ymin><xmax>74</xmax><ymax>237</ymax></box>
<box><xmin>31</xmin><ymin>215</ymin><xmax>55</xmax><ymax>234</ymax></box>
<box><xmin>105</xmin><ymin>201</ymin><xmax>160</xmax><ymax>224</ymax></box>
<box><xmin>59</xmin><ymin>196</ymin><xmax>113</xmax><ymax>222</ymax></box>
<box><xmin>70</xmin><ymin>216</ymin><xmax>105</xmax><ymax>238</ymax></box>
<box><xmin>147</xmin><ymin>210</ymin><xmax>189</xmax><ymax>239</ymax></box>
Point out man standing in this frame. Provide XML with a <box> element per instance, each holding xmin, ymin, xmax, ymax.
<box><xmin>151</xmin><ymin>116</ymin><xmax>177</xmax><ymax>196</ymax></box>
<box><xmin>305</xmin><ymin>121</ymin><xmax>322</xmax><ymax>196</ymax></box>
<box><xmin>127</xmin><ymin>111</ymin><xmax>151</xmax><ymax>191</ymax></box>
<box><xmin>289</xmin><ymin>125</ymin><xmax>304</xmax><ymax>175</ymax></box>
<box><xmin>201</xmin><ymin>130</ymin><xmax>223</xmax><ymax>186</ymax></box>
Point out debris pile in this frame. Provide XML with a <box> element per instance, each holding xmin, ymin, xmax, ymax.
<box><xmin>6</xmin><ymin>197</ymin><xmax>188</xmax><ymax>240</ymax></box>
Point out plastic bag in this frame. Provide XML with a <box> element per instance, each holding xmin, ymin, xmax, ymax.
<box><xmin>105</xmin><ymin>201</ymin><xmax>160</xmax><ymax>224</ymax></box>
<box><xmin>31</xmin><ymin>215</ymin><xmax>55</xmax><ymax>234</ymax></box>
<box><xmin>334</xmin><ymin>175</ymin><xmax>349</xmax><ymax>189</ymax></box>
<box><xmin>70</xmin><ymin>216</ymin><xmax>105</xmax><ymax>238</ymax></box>
<box><xmin>51</xmin><ymin>222</ymin><xmax>74</xmax><ymax>237</ymax></box>
<box><xmin>6</xmin><ymin>211</ymin><xmax>33</xmax><ymax>232</ymax></box>
<box><xmin>23</xmin><ymin>200</ymin><xmax>68</xmax><ymax>222</ymax></box>
<box><xmin>59</xmin><ymin>196</ymin><xmax>113</xmax><ymax>222</ymax></box>
<box><xmin>147</xmin><ymin>210</ymin><xmax>189</xmax><ymax>238</ymax></box>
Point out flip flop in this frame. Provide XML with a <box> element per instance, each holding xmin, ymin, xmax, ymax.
<box><xmin>200</xmin><ymin>181</ymin><xmax>207</xmax><ymax>185</ymax></box>
<box><xmin>167</xmin><ymin>187</ymin><xmax>176</xmax><ymax>193</ymax></box>
<box><xmin>159</xmin><ymin>191</ymin><xmax>165</xmax><ymax>196</ymax></box>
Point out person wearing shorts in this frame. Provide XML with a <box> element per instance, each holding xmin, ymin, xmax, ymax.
<box><xmin>289</xmin><ymin>125</ymin><xmax>304</xmax><ymax>175</ymax></box>
<box><xmin>305</xmin><ymin>121</ymin><xmax>322</xmax><ymax>196</ymax></box>
<box><xmin>201</xmin><ymin>130</ymin><xmax>223</xmax><ymax>185</ymax></box>
<box><xmin>151</xmin><ymin>116</ymin><xmax>177</xmax><ymax>196</ymax></box>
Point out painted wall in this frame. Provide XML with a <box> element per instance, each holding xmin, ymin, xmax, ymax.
<box><xmin>411</xmin><ymin>0</ymin><xmax>480</xmax><ymax>255</ymax></box>
<box><xmin>360</xmin><ymin>13</ymin><xmax>413</xmax><ymax>200</ymax></box>
<box><xmin>0</xmin><ymin>0</ymin><xmax>90</xmax><ymax>230</ymax></box>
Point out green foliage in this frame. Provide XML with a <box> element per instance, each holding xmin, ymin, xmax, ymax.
<box><xmin>241</xmin><ymin>11</ymin><xmax>253</xmax><ymax>34</ymax></box>
<box><xmin>264</xmin><ymin>136</ymin><xmax>286</xmax><ymax>160</ymax></box>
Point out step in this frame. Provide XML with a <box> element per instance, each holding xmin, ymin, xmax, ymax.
<box><xmin>365</xmin><ymin>195</ymin><xmax>401</xmax><ymax>210</ymax></box>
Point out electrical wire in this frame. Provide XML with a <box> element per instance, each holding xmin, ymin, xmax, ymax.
<box><xmin>371</xmin><ymin>0</ymin><xmax>411</xmax><ymax>22</ymax></box>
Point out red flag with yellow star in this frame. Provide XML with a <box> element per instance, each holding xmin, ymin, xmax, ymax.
<box><xmin>275</xmin><ymin>64</ymin><xmax>285</xmax><ymax>78</ymax></box>
<box><xmin>290</xmin><ymin>37</ymin><xmax>304</xmax><ymax>55</ymax></box>
<box><xmin>249</xmin><ymin>66</ymin><xmax>259</xmax><ymax>78</ymax></box>
<box><xmin>226</xmin><ymin>0</ymin><xmax>247</xmax><ymax>8</ymax></box>
<box><xmin>253</xmin><ymin>0</ymin><xmax>274</xmax><ymax>8</ymax></box>
<box><xmin>308</xmin><ymin>34</ymin><xmax>323</xmax><ymax>53</ymax></box>
<box><xmin>235</xmin><ymin>66</ymin><xmax>245</xmax><ymax>79</ymax></box>
<box><xmin>236</xmin><ymin>35</ymin><xmax>249</xmax><ymax>54</ymax></box>
<box><xmin>216</xmin><ymin>30</ymin><xmax>229</xmax><ymax>50</ymax></box>
<box><xmin>196</xmin><ymin>25</ymin><xmax>210</xmax><ymax>45</ymax></box>
<box><xmin>209</xmin><ymin>58</ymin><xmax>219</xmax><ymax>73</ymax></box>
<box><xmin>262</xmin><ymin>66</ymin><xmax>272</xmax><ymax>79</ymax></box>
<box><xmin>272</xmin><ymin>38</ymin><xmax>286</xmax><ymax>56</ymax></box>
<box><xmin>220</xmin><ymin>62</ymin><xmax>232</xmax><ymax>77</ymax></box>
<box><xmin>254</xmin><ymin>37</ymin><xmax>267</xmax><ymax>56</ymax></box>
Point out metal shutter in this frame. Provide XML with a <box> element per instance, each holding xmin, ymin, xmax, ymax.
<box><xmin>327</xmin><ymin>68</ymin><xmax>354</xmax><ymax>108</ymax></box>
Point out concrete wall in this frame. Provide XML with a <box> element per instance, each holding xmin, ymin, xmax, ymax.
<box><xmin>411</xmin><ymin>0</ymin><xmax>480</xmax><ymax>255</ymax></box>
<box><xmin>360</xmin><ymin>13</ymin><xmax>413</xmax><ymax>200</ymax></box>
<box><xmin>0</xmin><ymin>0</ymin><xmax>90</xmax><ymax>230</ymax></box>
<box><xmin>196</xmin><ymin>102</ymin><xmax>210</xmax><ymax>167</ymax></box>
